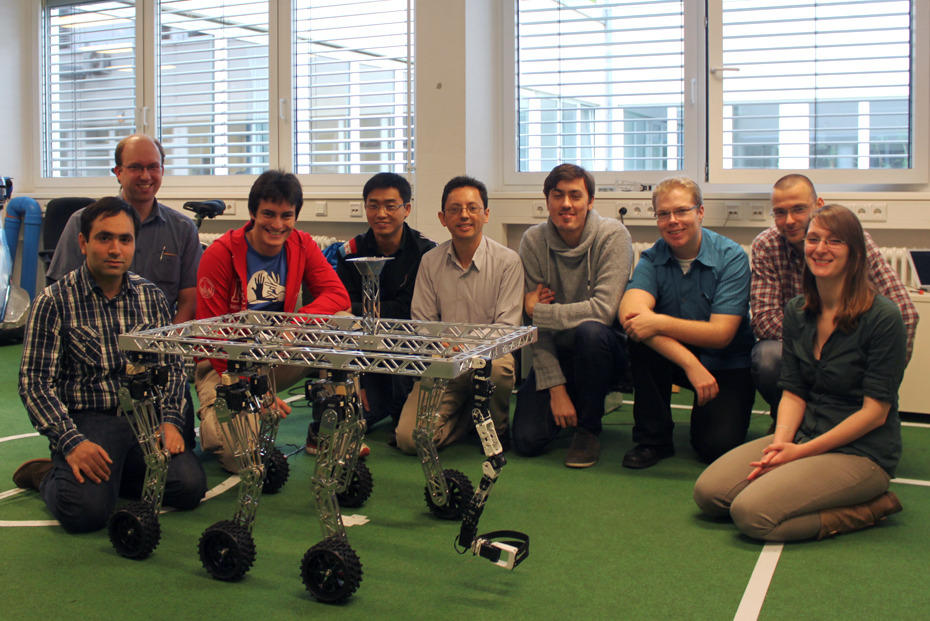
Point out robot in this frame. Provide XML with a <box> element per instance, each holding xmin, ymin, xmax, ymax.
<box><xmin>116</xmin><ymin>257</ymin><xmax>535</xmax><ymax>602</ymax></box>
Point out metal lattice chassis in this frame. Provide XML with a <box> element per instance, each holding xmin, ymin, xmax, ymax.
<box><xmin>117</xmin><ymin>310</ymin><xmax>536</xmax><ymax>588</ymax></box>
<box><xmin>107</xmin><ymin>362</ymin><xmax>172</xmax><ymax>560</ymax></box>
<box><xmin>117</xmin><ymin>311</ymin><xmax>537</xmax><ymax>380</ymax></box>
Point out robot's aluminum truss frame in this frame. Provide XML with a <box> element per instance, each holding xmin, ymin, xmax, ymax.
<box><xmin>117</xmin><ymin>311</ymin><xmax>537</xmax><ymax>380</ymax></box>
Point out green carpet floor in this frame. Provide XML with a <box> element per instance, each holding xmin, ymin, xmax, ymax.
<box><xmin>1</xmin><ymin>341</ymin><xmax>927</xmax><ymax>620</ymax></box>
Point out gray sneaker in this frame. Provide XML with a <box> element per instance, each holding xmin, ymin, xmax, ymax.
<box><xmin>564</xmin><ymin>428</ymin><xmax>600</xmax><ymax>468</ymax></box>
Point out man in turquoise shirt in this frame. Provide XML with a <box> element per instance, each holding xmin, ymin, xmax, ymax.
<box><xmin>619</xmin><ymin>177</ymin><xmax>755</xmax><ymax>469</ymax></box>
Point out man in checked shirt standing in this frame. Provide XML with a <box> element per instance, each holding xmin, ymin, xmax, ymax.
<box><xmin>750</xmin><ymin>173</ymin><xmax>918</xmax><ymax>419</ymax></box>
<box><xmin>13</xmin><ymin>198</ymin><xmax>206</xmax><ymax>533</ymax></box>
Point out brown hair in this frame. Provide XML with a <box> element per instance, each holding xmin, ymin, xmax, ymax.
<box><xmin>802</xmin><ymin>204</ymin><xmax>874</xmax><ymax>332</ymax></box>
<box><xmin>543</xmin><ymin>164</ymin><xmax>595</xmax><ymax>201</ymax></box>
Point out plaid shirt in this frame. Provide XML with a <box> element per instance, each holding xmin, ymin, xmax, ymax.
<box><xmin>19</xmin><ymin>264</ymin><xmax>184</xmax><ymax>455</ymax></box>
<box><xmin>750</xmin><ymin>226</ymin><xmax>918</xmax><ymax>362</ymax></box>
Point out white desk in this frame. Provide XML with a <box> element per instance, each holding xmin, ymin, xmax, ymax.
<box><xmin>899</xmin><ymin>292</ymin><xmax>930</xmax><ymax>415</ymax></box>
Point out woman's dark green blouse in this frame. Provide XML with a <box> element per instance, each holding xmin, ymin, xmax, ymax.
<box><xmin>779</xmin><ymin>294</ymin><xmax>907</xmax><ymax>476</ymax></box>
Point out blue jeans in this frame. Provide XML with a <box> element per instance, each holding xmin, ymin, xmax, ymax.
<box><xmin>40</xmin><ymin>411</ymin><xmax>206</xmax><ymax>533</ymax></box>
<box><xmin>751</xmin><ymin>339</ymin><xmax>782</xmax><ymax>415</ymax></box>
<box><xmin>512</xmin><ymin>321</ymin><xmax>628</xmax><ymax>456</ymax></box>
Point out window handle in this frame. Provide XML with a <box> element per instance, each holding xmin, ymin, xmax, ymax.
<box><xmin>710</xmin><ymin>66</ymin><xmax>740</xmax><ymax>76</ymax></box>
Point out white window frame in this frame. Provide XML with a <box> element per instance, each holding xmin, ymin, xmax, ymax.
<box><xmin>706</xmin><ymin>0</ymin><xmax>928</xmax><ymax>186</ymax></box>
<box><xmin>32</xmin><ymin>0</ymin><xmax>414</xmax><ymax>196</ymax></box>
<box><xmin>502</xmin><ymin>0</ymin><xmax>928</xmax><ymax>191</ymax></box>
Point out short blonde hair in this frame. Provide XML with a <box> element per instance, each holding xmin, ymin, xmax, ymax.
<box><xmin>652</xmin><ymin>177</ymin><xmax>702</xmax><ymax>209</ymax></box>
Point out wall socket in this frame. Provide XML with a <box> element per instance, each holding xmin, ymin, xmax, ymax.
<box><xmin>349</xmin><ymin>202</ymin><xmax>362</xmax><ymax>218</ymax></box>
<box><xmin>856</xmin><ymin>202</ymin><xmax>887</xmax><ymax>222</ymax></box>
<box><xmin>532</xmin><ymin>201</ymin><xmax>546</xmax><ymax>218</ymax></box>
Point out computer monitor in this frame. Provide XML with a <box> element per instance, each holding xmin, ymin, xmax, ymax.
<box><xmin>907</xmin><ymin>249</ymin><xmax>930</xmax><ymax>291</ymax></box>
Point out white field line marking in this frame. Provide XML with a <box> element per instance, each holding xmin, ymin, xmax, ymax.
<box><xmin>0</xmin><ymin>432</ymin><xmax>40</xmax><ymax>444</ymax></box>
<box><xmin>0</xmin><ymin>519</ymin><xmax>60</xmax><ymax>527</ymax></box>
<box><xmin>0</xmin><ymin>488</ymin><xmax>27</xmax><ymax>501</ymax></box>
<box><xmin>734</xmin><ymin>542</ymin><xmax>784</xmax><ymax>621</ymax></box>
<box><xmin>902</xmin><ymin>421</ymin><xmax>930</xmax><ymax>429</ymax></box>
<box><xmin>892</xmin><ymin>477</ymin><xmax>930</xmax><ymax>487</ymax></box>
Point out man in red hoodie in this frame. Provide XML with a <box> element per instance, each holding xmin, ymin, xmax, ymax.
<box><xmin>194</xmin><ymin>170</ymin><xmax>350</xmax><ymax>471</ymax></box>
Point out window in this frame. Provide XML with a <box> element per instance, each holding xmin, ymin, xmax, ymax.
<box><xmin>292</xmin><ymin>0</ymin><xmax>414</xmax><ymax>175</ymax></box>
<box><xmin>514</xmin><ymin>0</ymin><xmax>685</xmax><ymax>173</ymax></box>
<box><xmin>41</xmin><ymin>0</ymin><xmax>137</xmax><ymax>177</ymax></box>
<box><xmin>716</xmin><ymin>0</ymin><xmax>914</xmax><ymax>177</ymax></box>
<box><xmin>158</xmin><ymin>0</ymin><xmax>270</xmax><ymax>176</ymax></box>
<box><xmin>513</xmin><ymin>0</ymin><xmax>925</xmax><ymax>184</ymax></box>
<box><xmin>39</xmin><ymin>0</ymin><xmax>414</xmax><ymax>180</ymax></box>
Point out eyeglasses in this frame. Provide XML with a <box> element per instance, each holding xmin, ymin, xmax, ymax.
<box><xmin>804</xmin><ymin>235</ymin><xmax>846</xmax><ymax>249</ymax></box>
<box><xmin>365</xmin><ymin>202</ymin><xmax>405</xmax><ymax>213</ymax></box>
<box><xmin>772</xmin><ymin>205</ymin><xmax>810</xmax><ymax>219</ymax></box>
<box><xmin>444</xmin><ymin>205</ymin><xmax>485</xmax><ymax>216</ymax></box>
<box><xmin>655</xmin><ymin>205</ymin><xmax>699</xmax><ymax>221</ymax></box>
<box><xmin>122</xmin><ymin>163</ymin><xmax>163</xmax><ymax>174</ymax></box>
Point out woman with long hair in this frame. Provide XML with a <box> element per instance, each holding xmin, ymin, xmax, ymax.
<box><xmin>693</xmin><ymin>204</ymin><xmax>907</xmax><ymax>541</ymax></box>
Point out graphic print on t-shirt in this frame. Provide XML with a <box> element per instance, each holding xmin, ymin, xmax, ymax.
<box><xmin>247</xmin><ymin>270</ymin><xmax>286</xmax><ymax>308</ymax></box>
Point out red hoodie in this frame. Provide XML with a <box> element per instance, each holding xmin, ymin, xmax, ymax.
<box><xmin>196</xmin><ymin>221</ymin><xmax>350</xmax><ymax>373</ymax></box>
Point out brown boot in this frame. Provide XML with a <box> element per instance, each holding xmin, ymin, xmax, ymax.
<box><xmin>817</xmin><ymin>491</ymin><xmax>903</xmax><ymax>539</ymax></box>
<box><xmin>12</xmin><ymin>458</ymin><xmax>53</xmax><ymax>491</ymax></box>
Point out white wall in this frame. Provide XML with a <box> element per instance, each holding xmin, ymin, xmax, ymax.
<box><xmin>0</xmin><ymin>2</ymin><xmax>32</xmax><ymax>189</ymax></box>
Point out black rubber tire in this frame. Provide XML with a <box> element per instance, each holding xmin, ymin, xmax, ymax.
<box><xmin>262</xmin><ymin>447</ymin><xmax>289</xmax><ymax>494</ymax></box>
<box><xmin>108</xmin><ymin>501</ymin><xmax>161</xmax><ymax>560</ymax></box>
<box><xmin>300</xmin><ymin>536</ymin><xmax>363</xmax><ymax>603</ymax></box>
<box><xmin>198</xmin><ymin>520</ymin><xmax>256</xmax><ymax>581</ymax></box>
<box><xmin>336</xmin><ymin>460</ymin><xmax>373</xmax><ymax>508</ymax></box>
<box><xmin>424</xmin><ymin>468</ymin><xmax>474</xmax><ymax>520</ymax></box>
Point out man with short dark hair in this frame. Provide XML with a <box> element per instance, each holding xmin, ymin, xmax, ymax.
<box><xmin>750</xmin><ymin>173</ymin><xmax>918</xmax><ymax>416</ymax></box>
<box><xmin>14</xmin><ymin>197</ymin><xmax>206</xmax><ymax>533</ymax></box>
<box><xmin>194</xmin><ymin>170</ymin><xmax>350</xmax><ymax>471</ymax></box>
<box><xmin>47</xmin><ymin>134</ymin><xmax>201</xmax><ymax>322</ymax></box>
<box><xmin>332</xmin><ymin>173</ymin><xmax>435</xmax><ymax>433</ymax></box>
<box><xmin>512</xmin><ymin>163</ymin><xmax>632</xmax><ymax>468</ymax></box>
<box><xmin>393</xmin><ymin>175</ymin><xmax>522</xmax><ymax>454</ymax></box>
<box><xmin>619</xmin><ymin>177</ymin><xmax>755</xmax><ymax>469</ymax></box>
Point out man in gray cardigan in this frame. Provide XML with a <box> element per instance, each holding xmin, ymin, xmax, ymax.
<box><xmin>512</xmin><ymin>164</ymin><xmax>633</xmax><ymax>468</ymax></box>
